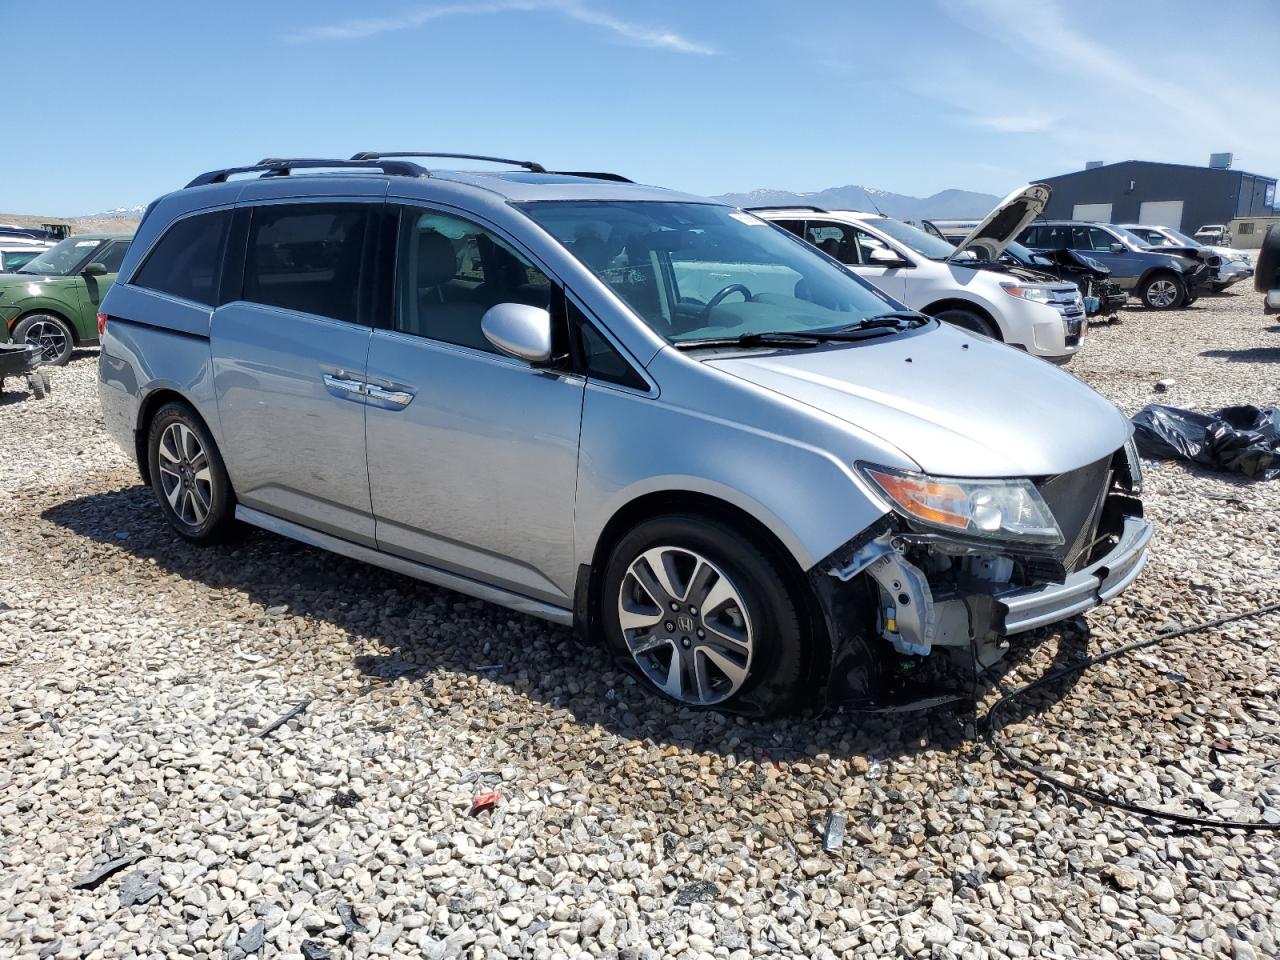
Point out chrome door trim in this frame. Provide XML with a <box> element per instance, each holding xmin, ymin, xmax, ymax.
<box><xmin>323</xmin><ymin>373</ymin><xmax>368</xmax><ymax>399</ymax></box>
<box><xmin>234</xmin><ymin>505</ymin><xmax>574</xmax><ymax>626</ymax></box>
<box><xmin>366</xmin><ymin>384</ymin><xmax>414</xmax><ymax>407</ymax></box>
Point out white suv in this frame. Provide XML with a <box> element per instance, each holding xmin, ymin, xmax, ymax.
<box><xmin>754</xmin><ymin>185</ymin><xmax>1086</xmax><ymax>362</ymax></box>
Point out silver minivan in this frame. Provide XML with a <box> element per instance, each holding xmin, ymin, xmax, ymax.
<box><xmin>98</xmin><ymin>154</ymin><xmax>1152</xmax><ymax>715</ymax></box>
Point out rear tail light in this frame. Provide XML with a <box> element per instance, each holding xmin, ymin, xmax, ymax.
<box><xmin>97</xmin><ymin>312</ymin><xmax>108</xmax><ymax>336</ymax></box>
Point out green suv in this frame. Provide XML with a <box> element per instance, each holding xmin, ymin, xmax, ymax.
<box><xmin>0</xmin><ymin>233</ymin><xmax>133</xmax><ymax>365</ymax></box>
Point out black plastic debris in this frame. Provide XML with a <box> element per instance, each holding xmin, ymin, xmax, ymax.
<box><xmin>237</xmin><ymin>920</ymin><xmax>266</xmax><ymax>954</ymax></box>
<box><xmin>301</xmin><ymin>942</ymin><xmax>332</xmax><ymax>960</ymax></box>
<box><xmin>674</xmin><ymin>880</ymin><xmax>720</xmax><ymax>906</ymax></box>
<box><xmin>71</xmin><ymin>852</ymin><xmax>143</xmax><ymax>890</ymax></box>
<box><xmin>255</xmin><ymin>699</ymin><xmax>312</xmax><ymax>739</ymax></box>
<box><xmin>119</xmin><ymin>870</ymin><xmax>161</xmax><ymax>908</ymax></box>
<box><xmin>1131</xmin><ymin>404</ymin><xmax>1280</xmax><ymax>480</ymax></box>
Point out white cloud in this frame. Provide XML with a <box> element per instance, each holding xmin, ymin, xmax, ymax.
<box><xmin>286</xmin><ymin>0</ymin><xmax>717</xmax><ymax>54</ymax></box>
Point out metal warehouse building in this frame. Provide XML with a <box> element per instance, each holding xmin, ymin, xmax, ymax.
<box><xmin>1034</xmin><ymin>158</ymin><xmax>1279</xmax><ymax>235</ymax></box>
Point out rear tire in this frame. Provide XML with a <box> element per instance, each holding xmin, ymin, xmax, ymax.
<box><xmin>933</xmin><ymin>307</ymin><xmax>1000</xmax><ymax>339</ymax></box>
<box><xmin>1138</xmin><ymin>272</ymin><xmax>1186</xmax><ymax>309</ymax></box>
<box><xmin>13</xmin><ymin>312</ymin><xmax>75</xmax><ymax>366</ymax></box>
<box><xmin>601</xmin><ymin>513</ymin><xmax>811</xmax><ymax>716</ymax></box>
<box><xmin>146</xmin><ymin>401</ymin><xmax>236</xmax><ymax>544</ymax></box>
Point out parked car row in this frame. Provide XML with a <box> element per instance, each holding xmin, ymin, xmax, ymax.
<box><xmin>0</xmin><ymin>233</ymin><xmax>132</xmax><ymax>364</ymax></box>
<box><xmin>1119</xmin><ymin>223</ymin><xmax>1254</xmax><ymax>292</ymax></box>
<box><xmin>91</xmin><ymin>153</ymin><xmax>1152</xmax><ymax>715</ymax></box>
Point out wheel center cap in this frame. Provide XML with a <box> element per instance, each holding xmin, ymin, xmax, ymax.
<box><xmin>676</xmin><ymin>614</ymin><xmax>695</xmax><ymax>633</ymax></box>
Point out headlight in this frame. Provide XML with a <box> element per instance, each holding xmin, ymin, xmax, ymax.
<box><xmin>860</xmin><ymin>464</ymin><xmax>1064</xmax><ymax>545</ymax></box>
<box><xmin>999</xmin><ymin>282</ymin><xmax>1054</xmax><ymax>304</ymax></box>
<box><xmin>1120</xmin><ymin>436</ymin><xmax>1143</xmax><ymax>494</ymax></box>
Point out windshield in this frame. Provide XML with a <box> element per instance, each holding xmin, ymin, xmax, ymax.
<box><xmin>868</xmin><ymin>217</ymin><xmax>959</xmax><ymax>260</ymax></box>
<box><xmin>16</xmin><ymin>237</ymin><xmax>104</xmax><ymax>276</ymax></box>
<box><xmin>518</xmin><ymin>201</ymin><xmax>903</xmax><ymax>343</ymax></box>
<box><xmin>1110</xmin><ymin>227</ymin><xmax>1152</xmax><ymax>249</ymax></box>
<box><xmin>1158</xmin><ymin>227</ymin><xmax>1200</xmax><ymax>246</ymax></box>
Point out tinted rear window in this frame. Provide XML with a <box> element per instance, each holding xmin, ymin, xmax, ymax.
<box><xmin>134</xmin><ymin>211</ymin><xmax>229</xmax><ymax>305</ymax></box>
<box><xmin>243</xmin><ymin>204</ymin><xmax>371</xmax><ymax>324</ymax></box>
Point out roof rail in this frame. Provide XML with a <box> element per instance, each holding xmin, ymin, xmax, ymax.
<box><xmin>743</xmin><ymin>204</ymin><xmax>828</xmax><ymax>213</ymax></box>
<box><xmin>185</xmin><ymin>158</ymin><xmax>428</xmax><ymax>189</ymax></box>
<box><xmin>350</xmin><ymin>151</ymin><xmax>548</xmax><ymax>174</ymax></box>
<box><xmin>547</xmin><ymin>170</ymin><xmax>633</xmax><ymax>183</ymax></box>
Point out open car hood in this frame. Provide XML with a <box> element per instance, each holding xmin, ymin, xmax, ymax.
<box><xmin>948</xmin><ymin>183</ymin><xmax>1051</xmax><ymax>263</ymax></box>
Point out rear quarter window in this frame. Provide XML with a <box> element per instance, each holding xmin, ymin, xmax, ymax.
<box><xmin>133</xmin><ymin>211</ymin><xmax>230</xmax><ymax>305</ymax></box>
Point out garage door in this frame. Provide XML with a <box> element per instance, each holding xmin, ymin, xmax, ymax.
<box><xmin>1072</xmin><ymin>203</ymin><xmax>1113</xmax><ymax>222</ymax></box>
<box><xmin>1139</xmin><ymin>200</ymin><xmax>1184</xmax><ymax>230</ymax></box>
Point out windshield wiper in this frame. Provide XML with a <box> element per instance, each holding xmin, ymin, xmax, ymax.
<box><xmin>857</xmin><ymin>311</ymin><xmax>932</xmax><ymax>328</ymax></box>
<box><xmin>674</xmin><ymin>331</ymin><xmax>824</xmax><ymax>350</ymax></box>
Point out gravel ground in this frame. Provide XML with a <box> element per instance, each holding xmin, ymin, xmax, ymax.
<box><xmin>1</xmin><ymin>289</ymin><xmax>1278</xmax><ymax>960</ymax></box>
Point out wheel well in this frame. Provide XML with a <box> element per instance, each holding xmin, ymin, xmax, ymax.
<box><xmin>580</xmin><ymin>490</ymin><xmax>832</xmax><ymax>681</ymax></box>
<box><xmin>12</xmin><ymin>308</ymin><xmax>79</xmax><ymax>345</ymax></box>
<box><xmin>133</xmin><ymin>389</ymin><xmax>196</xmax><ymax>485</ymax></box>
<box><xmin>921</xmin><ymin>298</ymin><xmax>1003</xmax><ymax>341</ymax></box>
<box><xmin>1136</xmin><ymin>267</ymin><xmax>1180</xmax><ymax>290</ymax></box>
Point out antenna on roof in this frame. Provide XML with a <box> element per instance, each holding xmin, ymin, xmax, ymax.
<box><xmin>863</xmin><ymin>189</ymin><xmax>885</xmax><ymax>217</ymax></box>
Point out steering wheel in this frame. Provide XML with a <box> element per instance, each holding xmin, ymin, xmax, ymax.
<box><xmin>701</xmin><ymin>283</ymin><xmax>753</xmax><ymax>321</ymax></box>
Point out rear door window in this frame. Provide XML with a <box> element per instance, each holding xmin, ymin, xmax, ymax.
<box><xmin>804</xmin><ymin>221</ymin><xmax>861</xmax><ymax>264</ymax></box>
<box><xmin>134</xmin><ymin>211</ymin><xmax>230</xmax><ymax>305</ymax></box>
<box><xmin>95</xmin><ymin>241</ymin><xmax>129</xmax><ymax>274</ymax></box>
<box><xmin>243</xmin><ymin>204</ymin><xmax>373</xmax><ymax>323</ymax></box>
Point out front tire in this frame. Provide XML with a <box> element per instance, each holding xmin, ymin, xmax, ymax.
<box><xmin>13</xmin><ymin>312</ymin><xmax>75</xmax><ymax>366</ymax></box>
<box><xmin>1139</xmin><ymin>272</ymin><xmax>1186</xmax><ymax>309</ymax></box>
<box><xmin>933</xmin><ymin>307</ymin><xmax>1000</xmax><ymax>339</ymax></box>
<box><xmin>602</xmin><ymin>513</ymin><xmax>811</xmax><ymax>716</ymax></box>
<box><xmin>146</xmin><ymin>402</ymin><xmax>236</xmax><ymax>543</ymax></box>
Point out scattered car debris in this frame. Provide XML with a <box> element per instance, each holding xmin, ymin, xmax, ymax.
<box><xmin>330</xmin><ymin>789</ymin><xmax>359</xmax><ymax>809</ymax></box>
<box><xmin>237</xmin><ymin>920</ymin><xmax>265</xmax><ymax>954</ymax></box>
<box><xmin>71</xmin><ymin>851</ymin><xmax>144</xmax><ymax>890</ymax></box>
<box><xmin>1132</xmin><ymin>404</ymin><xmax>1280</xmax><ymax>480</ymax></box>
<box><xmin>301</xmin><ymin>942</ymin><xmax>331</xmax><ymax>960</ymax></box>
<box><xmin>254</xmin><ymin>698</ymin><xmax>312</xmax><ymax>739</ymax></box>
<box><xmin>822</xmin><ymin>813</ymin><xmax>846</xmax><ymax>854</ymax></box>
<box><xmin>1165</xmin><ymin>671</ymin><xmax>1188</xmax><ymax>683</ymax></box>
<box><xmin>337</xmin><ymin>902</ymin><xmax>366</xmax><ymax>936</ymax></box>
<box><xmin>674</xmin><ymin>880</ymin><xmax>720</xmax><ymax>906</ymax></box>
<box><xmin>118</xmin><ymin>870</ymin><xmax>161</xmax><ymax>908</ymax></box>
<box><xmin>467</xmin><ymin>787</ymin><xmax>502</xmax><ymax>816</ymax></box>
<box><xmin>353</xmin><ymin>654</ymin><xmax>427</xmax><ymax>679</ymax></box>
<box><xmin>1155</xmin><ymin>378</ymin><xmax>1176</xmax><ymax>393</ymax></box>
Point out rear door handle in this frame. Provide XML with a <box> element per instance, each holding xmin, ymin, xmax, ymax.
<box><xmin>366</xmin><ymin>384</ymin><xmax>415</xmax><ymax>408</ymax></box>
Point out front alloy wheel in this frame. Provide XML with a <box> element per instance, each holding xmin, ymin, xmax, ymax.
<box><xmin>13</xmin><ymin>313</ymin><xmax>75</xmax><ymax>365</ymax></box>
<box><xmin>602</xmin><ymin>513</ymin><xmax>811</xmax><ymax>715</ymax></box>
<box><xmin>618</xmin><ymin>546</ymin><xmax>754</xmax><ymax>705</ymax></box>
<box><xmin>1141</xmin><ymin>274</ymin><xmax>1184</xmax><ymax>309</ymax></box>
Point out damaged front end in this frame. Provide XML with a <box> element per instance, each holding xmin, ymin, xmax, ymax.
<box><xmin>814</xmin><ymin>441</ymin><xmax>1152</xmax><ymax>701</ymax></box>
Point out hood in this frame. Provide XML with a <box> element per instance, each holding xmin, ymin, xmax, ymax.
<box><xmin>949</xmin><ymin>183</ymin><xmax>1051</xmax><ymax>263</ymax></box>
<box><xmin>705</xmin><ymin>323</ymin><xmax>1129</xmax><ymax>477</ymax></box>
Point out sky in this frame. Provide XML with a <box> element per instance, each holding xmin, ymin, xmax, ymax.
<box><xmin>3</xmin><ymin>0</ymin><xmax>1278</xmax><ymax>215</ymax></box>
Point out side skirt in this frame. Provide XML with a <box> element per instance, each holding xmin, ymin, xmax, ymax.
<box><xmin>234</xmin><ymin>505</ymin><xmax>574</xmax><ymax>626</ymax></box>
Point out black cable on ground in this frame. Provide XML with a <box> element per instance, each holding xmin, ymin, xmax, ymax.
<box><xmin>985</xmin><ymin>600</ymin><xmax>1280</xmax><ymax>832</ymax></box>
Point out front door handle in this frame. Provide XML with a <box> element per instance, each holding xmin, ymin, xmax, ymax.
<box><xmin>366</xmin><ymin>384</ymin><xmax>415</xmax><ymax>407</ymax></box>
<box><xmin>323</xmin><ymin>373</ymin><xmax>367</xmax><ymax>398</ymax></box>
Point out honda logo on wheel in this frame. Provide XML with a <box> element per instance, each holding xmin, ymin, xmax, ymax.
<box><xmin>676</xmin><ymin>615</ymin><xmax>695</xmax><ymax>633</ymax></box>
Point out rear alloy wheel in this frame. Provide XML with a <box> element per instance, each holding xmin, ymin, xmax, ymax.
<box><xmin>603</xmin><ymin>514</ymin><xmax>810</xmax><ymax>715</ymax></box>
<box><xmin>1139</xmin><ymin>273</ymin><xmax>1186</xmax><ymax>310</ymax></box>
<box><xmin>147</xmin><ymin>402</ymin><xmax>236</xmax><ymax>543</ymax></box>
<box><xmin>13</xmin><ymin>313</ymin><xmax>75</xmax><ymax>366</ymax></box>
<box><xmin>933</xmin><ymin>307</ymin><xmax>1000</xmax><ymax>339</ymax></box>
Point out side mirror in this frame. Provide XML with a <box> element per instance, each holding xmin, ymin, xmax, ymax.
<box><xmin>868</xmin><ymin>247</ymin><xmax>908</xmax><ymax>267</ymax></box>
<box><xmin>481</xmin><ymin>303</ymin><xmax>553</xmax><ymax>364</ymax></box>
<box><xmin>1109</xmin><ymin>243</ymin><xmax>1126</xmax><ymax>254</ymax></box>
<box><xmin>83</xmin><ymin>262</ymin><xmax>107</xmax><ymax>276</ymax></box>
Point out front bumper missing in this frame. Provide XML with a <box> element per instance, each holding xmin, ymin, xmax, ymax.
<box><xmin>998</xmin><ymin>516</ymin><xmax>1153</xmax><ymax>634</ymax></box>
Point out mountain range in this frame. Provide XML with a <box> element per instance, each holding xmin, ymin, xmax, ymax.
<box><xmin>711</xmin><ymin>185</ymin><xmax>1002</xmax><ymax>221</ymax></box>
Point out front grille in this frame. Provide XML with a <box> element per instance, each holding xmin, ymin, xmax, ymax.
<box><xmin>1036</xmin><ymin>454</ymin><xmax>1113</xmax><ymax>573</ymax></box>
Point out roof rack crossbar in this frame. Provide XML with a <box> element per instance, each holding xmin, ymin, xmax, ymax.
<box><xmin>185</xmin><ymin>158</ymin><xmax>429</xmax><ymax>189</ymax></box>
<box><xmin>743</xmin><ymin>204</ymin><xmax>828</xmax><ymax>213</ymax></box>
<box><xmin>350</xmin><ymin>151</ymin><xmax>549</xmax><ymax>174</ymax></box>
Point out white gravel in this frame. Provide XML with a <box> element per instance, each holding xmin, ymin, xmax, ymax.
<box><xmin>1</xmin><ymin>288</ymin><xmax>1278</xmax><ymax>960</ymax></box>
